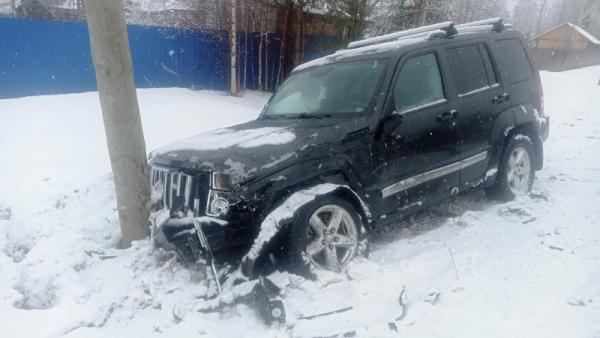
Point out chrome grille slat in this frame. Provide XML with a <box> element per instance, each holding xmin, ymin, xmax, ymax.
<box><xmin>149</xmin><ymin>164</ymin><xmax>209</xmax><ymax>216</ymax></box>
<box><xmin>184</xmin><ymin>176</ymin><xmax>192</xmax><ymax>208</ymax></box>
<box><xmin>169</xmin><ymin>173</ymin><xmax>176</xmax><ymax>210</ymax></box>
<box><xmin>177</xmin><ymin>173</ymin><xmax>182</xmax><ymax>196</ymax></box>
<box><xmin>162</xmin><ymin>171</ymin><xmax>168</xmax><ymax>208</ymax></box>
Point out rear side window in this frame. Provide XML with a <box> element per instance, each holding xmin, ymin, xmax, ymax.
<box><xmin>446</xmin><ymin>44</ymin><xmax>493</xmax><ymax>95</ymax></box>
<box><xmin>494</xmin><ymin>39</ymin><xmax>533</xmax><ymax>83</ymax></box>
<box><xmin>393</xmin><ymin>53</ymin><xmax>445</xmax><ymax>113</ymax></box>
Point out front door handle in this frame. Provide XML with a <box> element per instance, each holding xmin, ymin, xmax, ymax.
<box><xmin>436</xmin><ymin>110</ymin><xmax>459</xmax><ymax>122</ymax></box>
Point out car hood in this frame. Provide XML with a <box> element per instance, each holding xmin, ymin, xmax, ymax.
<box><xmin>150</xmin><ymin>118</ymin><xmax>365</xmax><ymax>184</ymax></box>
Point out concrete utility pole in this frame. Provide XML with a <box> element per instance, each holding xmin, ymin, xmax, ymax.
<box><xmin>230</xmin><ymin>0</ymin><xmax>239</xmax><ymax>95</ymax></box>
<box><xmin>84</xmin><ymin>0</ymin><xmax>151</xmax><ymax>247</ymax></box>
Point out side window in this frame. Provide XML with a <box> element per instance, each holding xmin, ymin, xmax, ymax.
<box><xmin>393</xmin><ymin>53</ymin><xmax>445</xmax><ymax>113</ymax></box>
<box><xmin>446</xmin><ymin>44</ymin><xmax>491</xmax><ymax>95</ymax></box>
<box><xmin>494</xmin><ymin>39</ymin><xmax>533</xmax><ymax>83</ymax></box>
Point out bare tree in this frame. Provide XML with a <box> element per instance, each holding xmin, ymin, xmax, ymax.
<box><xmin>84</xmin><ymin>0</ymin><xmax>151</xmax><ymax>248</ymax></box>
<box><xmin>229</xmin><ymin>0</ymin><xmax>239</xmax><ymax>95</ymax></box>
<box><xmin>258</xmin><ymin>0</ymin><xmax>265</xmax><ymax>91</ymax></box>
<box><xmin>242</xmin><ymin>0</ymin><xmax>250</xmax><ymax>90</ymax></box>
<box><xmin>414</xmin><ymin>0</ymin><xmax>427</xmax><ymax>26</ymax></box>
<box><xmin>535</xmin><ymin>0</ymin><xmax>549</xmax><ymax>35</ymax></box>
<box><xmin>277</xmin><ymin>1</ymin><xmax>292</xmax><ymax>87</ymax></box>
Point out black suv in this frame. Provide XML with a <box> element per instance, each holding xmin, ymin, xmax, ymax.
<box><xmin>149</xmin><ymin>18</ymin><xmax>549</xmax><ymax>276</ymax></box>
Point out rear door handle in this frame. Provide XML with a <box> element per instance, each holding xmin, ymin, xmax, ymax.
<box><xmin>493</xmin><ymin>93</ymin><xmax>510</xmax><ymax>104</ymax></box>
<box><xmin>436</xmin><ymin>110</ymin><xmax>459</xmax><ymax>122</ymax></box>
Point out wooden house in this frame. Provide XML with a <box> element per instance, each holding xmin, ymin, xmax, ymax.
<box><xmin>530</xmin><ymin>22</ymin><xmax>600</xmax><ymax>71</ymax></box>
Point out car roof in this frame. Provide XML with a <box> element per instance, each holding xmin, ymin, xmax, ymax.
<box><xmin>293</xmin><ymin>27</ymin><xmax>523</xmax><ymax>73</ymax></box>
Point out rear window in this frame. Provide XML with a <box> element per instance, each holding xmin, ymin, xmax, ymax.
<box><xmin>494</xmin><ymin>39</ymin><xmax>533</xmax><ymax>83</ymax></box>
<box><xmin>446</xmin><ymin>44</ymin><xmax>493</xmax><ymax>95</ymax></box>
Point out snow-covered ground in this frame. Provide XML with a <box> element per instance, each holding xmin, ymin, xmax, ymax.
<box><xmin>1</xmin><ymin>67</ymin><xmax>599</xmax><ymax>337</ymax></box>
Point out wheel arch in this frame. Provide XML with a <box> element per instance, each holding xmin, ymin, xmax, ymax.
<box><xmin>506</xmin><ymin>122</ymin><xmax>544</xmax><ymax>171</ymax></box>
<box><xmin>329</xmin><ymin>185</ymin><xmax>373</xmax><ymax>230</ymax></box>
<box><xmin>249</xmin><ymin>176</ymin><xmax>372</xmax><ymax>275</ymax></box>
<box><xmin>489</xmin><ymin>106</ymin><xmax>544</xmax><ymax>175</ymax></box>
<box><xmin>257</xmin><ymin>169</ymin><xmax>373</xmax><ymax>235</ymax></box>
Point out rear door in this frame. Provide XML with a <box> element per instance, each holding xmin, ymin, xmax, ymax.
<box><xmin>375</xmin><ymin>49</ymin><xmax>460</xmax><ymax>213</ymax></box>
<box><xmin>492</xmin><ymin>38</ymin><xmax>538</xmax><ymax>113</ymax></box>
<box><xmin>443</xmin><ymin>41</ymin><xmax>507</xmax><ymax>188</ymax></box>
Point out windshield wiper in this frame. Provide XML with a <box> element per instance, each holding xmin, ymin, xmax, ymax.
<box><xmin>262</xmin><ymin>114</ymin><xmax>287</xmax><ymax>119</ymax></box>
<box><xmin>294</xmin><ymin>113</ymin><xmax>332</xmax><ymax>119</ymax></box>
<box><xmin>262</xmin><ymin>112</ymin><xmax>333</xmax><ymax>119</ymax></box>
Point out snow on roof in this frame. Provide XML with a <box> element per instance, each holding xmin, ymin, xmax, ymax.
<box><xmin>293</xmin><ymin>34</ymin><xmax>432</xmax><ymax>72</ymax></box>
<box><xmin>567</xmin><ymin>23</ymin><xmax>600</xmax><ymax>45</ymax></box>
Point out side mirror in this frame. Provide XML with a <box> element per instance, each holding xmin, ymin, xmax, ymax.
<box><xmin>381</xmin><ymin>112</ymin><xmax>404</xmax><ymax>136</ymax></box>
<box><xmin>380</xmin><ymin>113</ymin><xmax>405</xmax><ymax>153</ymax></box>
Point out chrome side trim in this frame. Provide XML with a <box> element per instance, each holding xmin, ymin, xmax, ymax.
<box><xmin>461</xmin><ymin>151</ymin><xmax>487</xmax><ymax>168</ymax></box>
<box><xmin>381</xmin><ymin>151</ymin><xmax>488</xmax><ymax>199</ymax></box>
<box><xmin>458</xmin><ymin>85</ymin><xmax>491</xmax><ymax>98</ymax></box>
<box><xmin>394</xmin><ymin>98</ymin><xmax>448</xmax><ymax>116</ymax></box>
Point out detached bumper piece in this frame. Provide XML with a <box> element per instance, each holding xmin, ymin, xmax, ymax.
<box><xmin>253</xmin><ymin>277</ymin><xmax>286</xmax><ymax>324</ymax></box>
<box><xmin>159</xmin><ymin>217</ymin><xmax>227</xmax><ymax>264</ymax></box>
<box><xmin>159</xmin><ymin>216</ymin><xmax>286</xmax><ymax>325</ymax></box>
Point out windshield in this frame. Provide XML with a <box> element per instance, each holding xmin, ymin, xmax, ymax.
<box><xmin>262</xmin><ymin>60</ymin><xmax>387</xmax><ymax>118</ymax></box>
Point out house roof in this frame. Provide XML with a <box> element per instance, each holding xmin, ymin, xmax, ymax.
<box><xmin>567</xmin><ymin>23</ymin><xmax>600</xmax><ymax>45</ymax></box>
<box><xmin>531</xmin><ymin>22</ymin><xmax>600</xmax><ymax>45</ymax></box>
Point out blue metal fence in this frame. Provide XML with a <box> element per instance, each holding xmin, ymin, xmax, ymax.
<box><xmin>0</xmin><ymin>17</ymin><xmax>337</xmax><ymax>99</ymax></box>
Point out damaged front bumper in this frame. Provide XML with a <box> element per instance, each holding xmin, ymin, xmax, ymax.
<box><xmin>151</xmin><ymin>207</ymin><xmax>258</xmax><ymax>265</ymax></box>
<box><xmin>152</xmin><ymin>211</ymin><xmax>286</xmax><ymax>324</ymax></box>
<box><xmin>153</xmin><ymin>211</ymin><xmax>230</xmax><ymax>263</ymax></box>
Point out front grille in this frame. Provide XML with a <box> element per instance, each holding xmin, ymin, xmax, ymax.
<box><xmin>150</xmin><ymin>165</ymin><xmax>210</xmax><ymax>216</ymax></box>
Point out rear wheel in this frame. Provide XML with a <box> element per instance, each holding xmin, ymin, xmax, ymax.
<box><xmin>287</xmin><ymin>196</ymin><xmax>367</xmax><ymax>277</ymax></box>
<box><xmin>486</xmin><ymin>134</ymin><xmax>535</xmax><ymax>200</ymax></box>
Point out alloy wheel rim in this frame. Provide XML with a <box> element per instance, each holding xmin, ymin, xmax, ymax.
<box><xmin>305</xmin><ymin>204</ymin><xmax>358</xmax><ymax>272</ymax></box>
<box><xmin>507</xmin><ymin>146</ymin><xmax>531</xmax><ymax>192</ymax></box>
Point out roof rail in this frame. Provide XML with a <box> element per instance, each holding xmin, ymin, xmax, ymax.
<box><xmin>348</xmin><ymin>21</ymin><xmax>456</xmax><ymax>49</ymax></box>
<box><xmin>456</xmin><ymin>17</ymin><xmax>504</xmax><ymax>32</ymax></box>
<box><xmin>346</xmin><ymin>17</ymin><xmax>507</xmax><ymax>50</ymax></box>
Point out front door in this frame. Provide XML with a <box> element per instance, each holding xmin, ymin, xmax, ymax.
<box><xmin>375</xmin><ymin>50</ymin><xmax>460</xmax><ymax>214</ymax></box>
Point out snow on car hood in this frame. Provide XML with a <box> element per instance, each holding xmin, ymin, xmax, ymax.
<box><xmin>150</xmin><ymin>118</ymin><xmax>349</xmax><ymax>184</ymax></box>
<box><xmin>155</xmin><ymin>127</ymin><xmax>296</xmax><ymax>153</ymax></box>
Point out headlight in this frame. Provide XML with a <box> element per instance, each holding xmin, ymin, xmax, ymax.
<box><xmin>209</xmin><ymin>196</ymin><xmax>230</xmax><ymax>217</ymax></box>
<box><xmin>211</xmin><ymin>173</ymin><xmax>232</xmax><ymax>191</ymax></box>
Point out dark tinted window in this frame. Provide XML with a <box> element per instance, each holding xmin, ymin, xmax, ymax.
<box><xmin>393</xmin><ymin>53</ymin><xmax>445</xmax><ymax>113</ymax></box>
<box><xmin>446</xmin><ymin>44</ymin><xmax>490</xmax><ymax>95</ymax></box>
<box><xmin>495</xmin><ymin>39</ymin><xmax>533</xmax><ymax>83</ymax></box>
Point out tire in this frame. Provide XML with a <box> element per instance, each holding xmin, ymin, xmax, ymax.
<box><xmin>486</xmin><ymin>134</ymin><xmax>535</xmax><ymax>201</ymax></box>
<box><xmin>286</xmin><ymin>196</ymin><xmax>368</xmax><ymax>278</ymax></box>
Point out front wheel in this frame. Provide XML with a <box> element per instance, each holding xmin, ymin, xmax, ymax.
<box><xmin>486</xmin><ymin>134</ymin><xmax>535</xmax><ymax>200</ymax></box>
<box><xmin>287</xmin><ymin>196</ymin><xmax>367</xmax><ymax>276</ymax></box>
